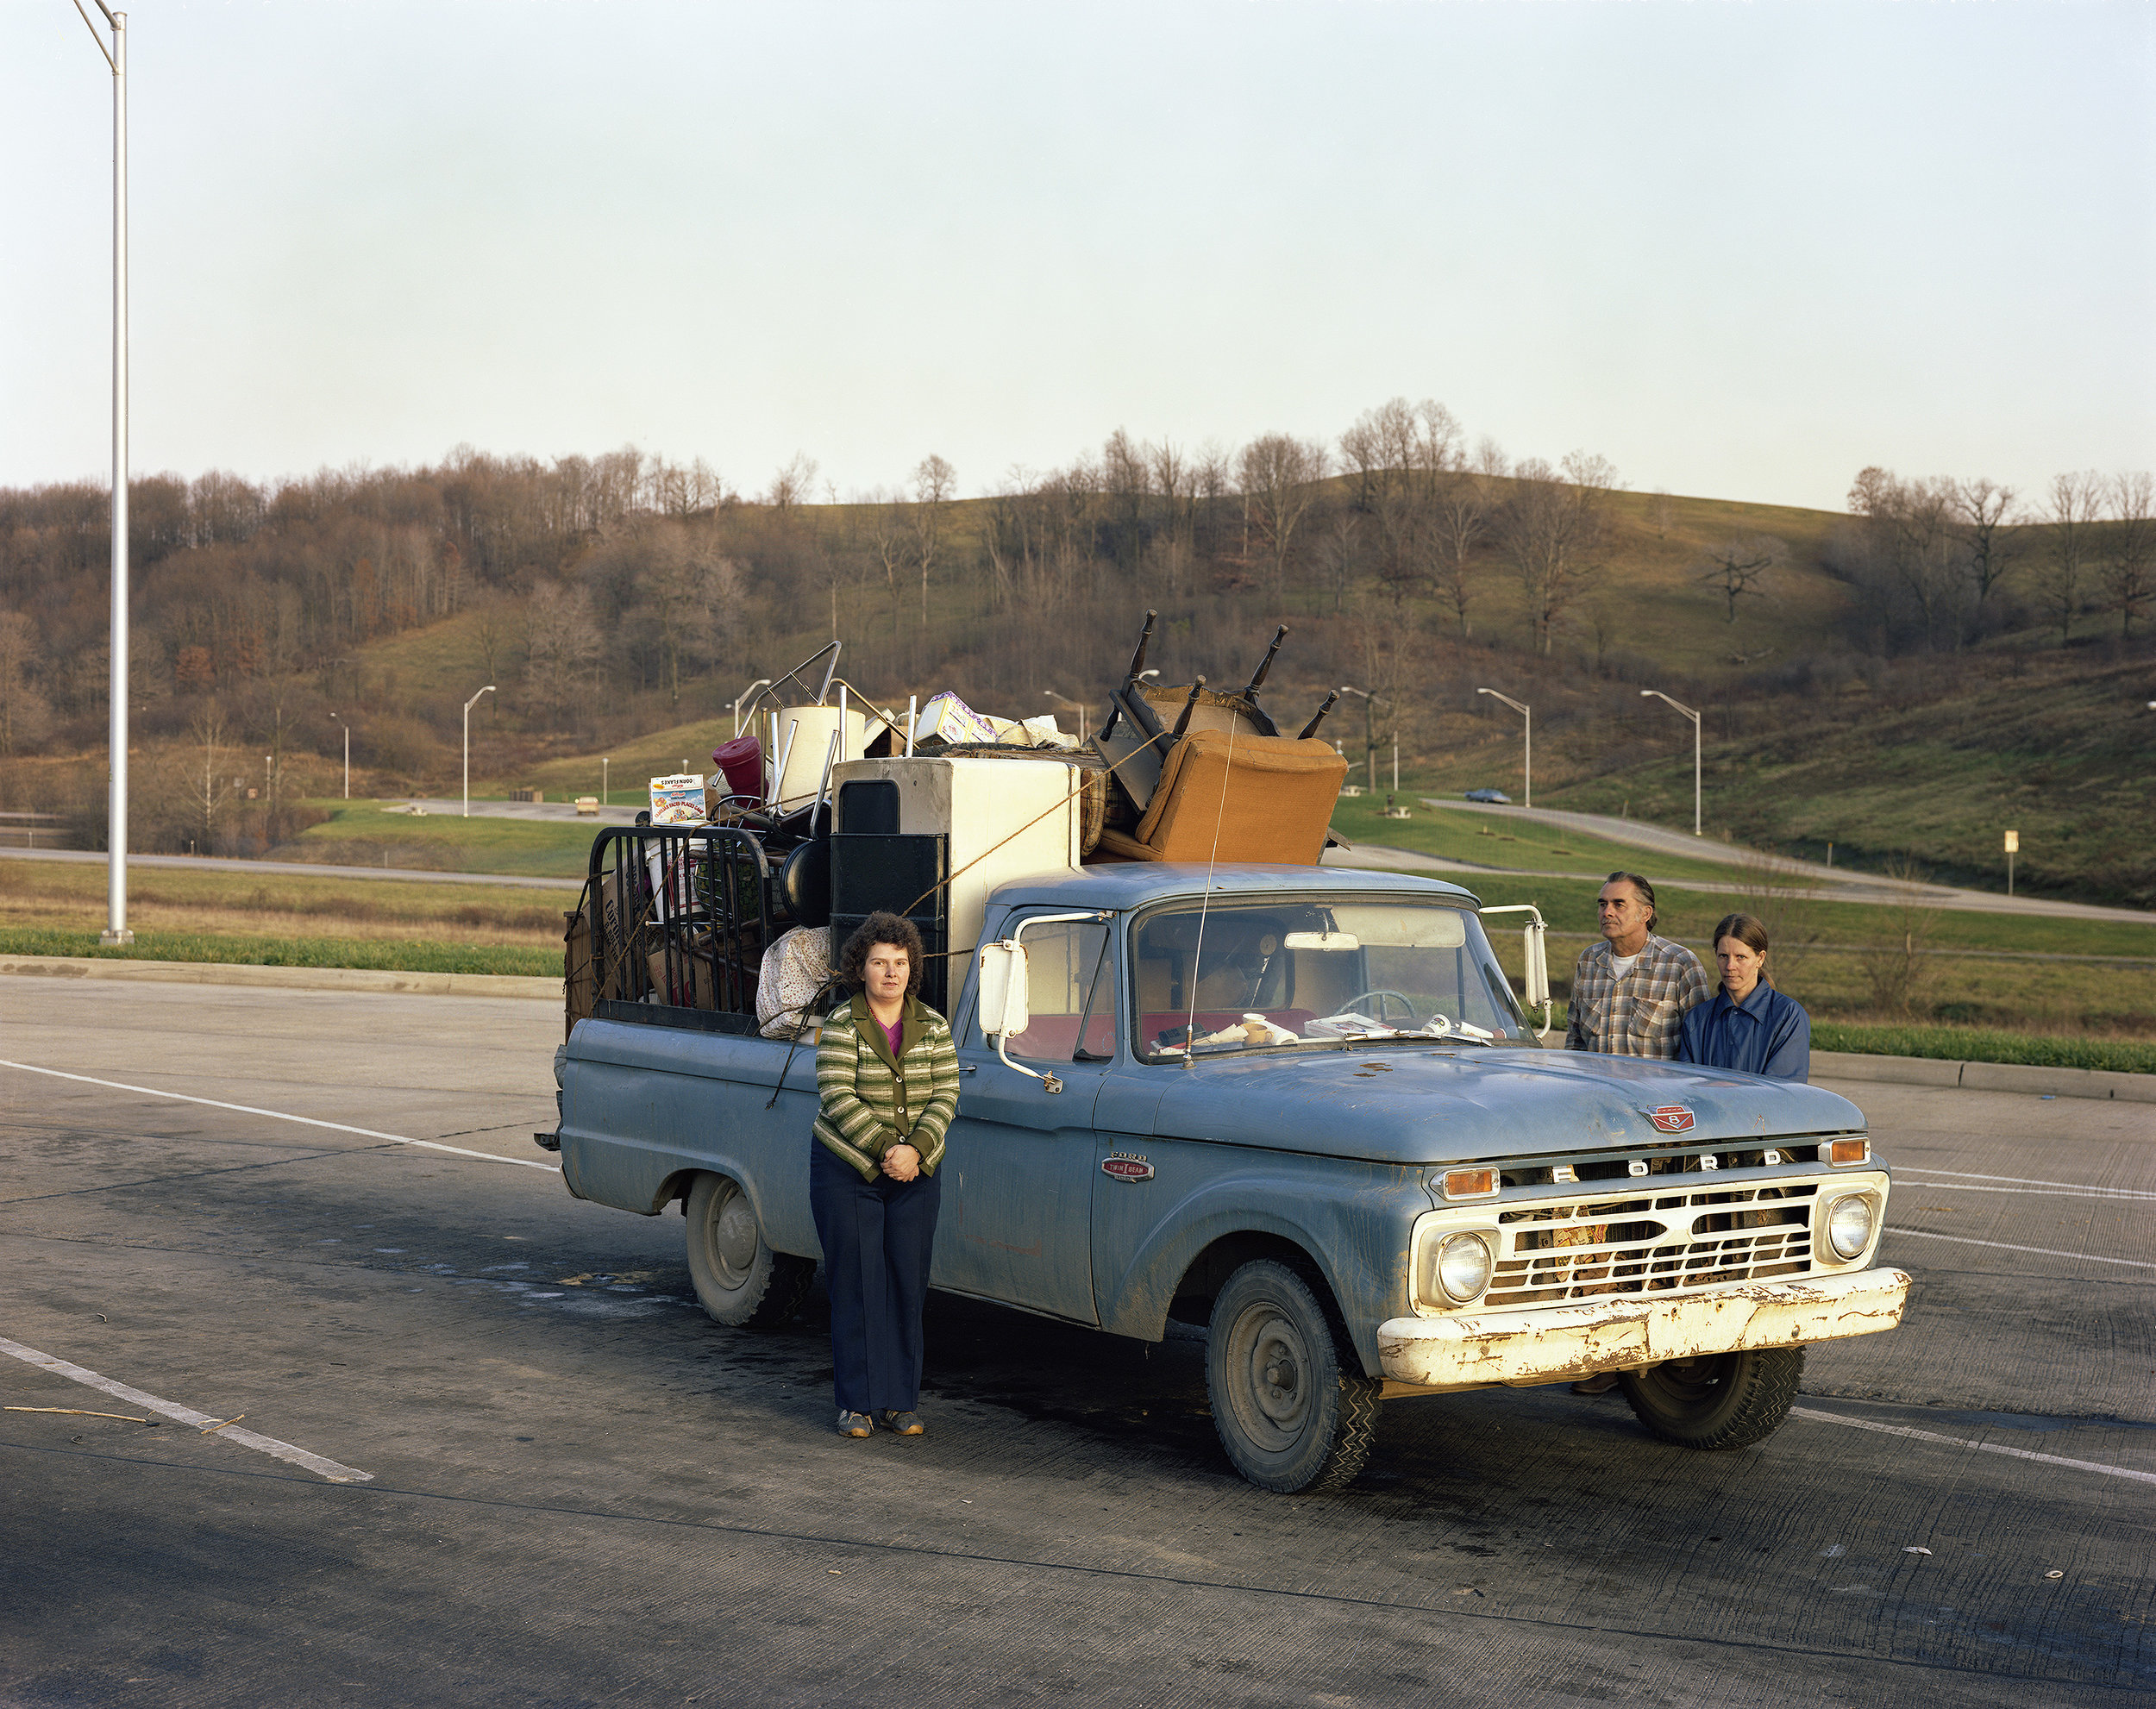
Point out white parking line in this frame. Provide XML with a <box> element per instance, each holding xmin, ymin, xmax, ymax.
<box><xmin>1899</xmin><ymin>1167</ymin><xmax>2156</xmax><ymax>1198</ymax></box>
<box><xmin>0</xmin><ymin>1061</ymin><xmax>559</xmax><ymax>1173</ymax></box>
<box><xmin>1883</xmin><ymin>1226</ymin><xmax>2156</xmax><ymax>1268</ymax></box>
<box><xmin>1791</xmin><ymin>1405</ymin><xmax>2155</xmax><ymax>1485</ymax></box>
<box><xmin>1898</xmin><ymin>1168</ymin><xmax>2156</xmax><ymax>1202</ymax></box>
<box><xmin>0</xmin><ymin>1337</ymin><xmax>372</xmax><ymax>1484</ymax></box>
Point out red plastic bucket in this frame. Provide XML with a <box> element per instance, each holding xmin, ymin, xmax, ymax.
<box><xmin>711</xmin><ymin>736</ymin><xmax>762</xmax><ymax>803</ymax></box>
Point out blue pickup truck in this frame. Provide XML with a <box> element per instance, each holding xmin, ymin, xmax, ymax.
<box><xmin>556</xmin><ymin>860</ymin><xmax>1908</xmax><ymax>1493</ymax></box>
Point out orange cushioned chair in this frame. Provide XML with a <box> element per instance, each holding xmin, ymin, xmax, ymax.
<box><xmin>1093</xmin><ymin>728</ymin><xmax>1346</xmax><ymax>865</ymax></box>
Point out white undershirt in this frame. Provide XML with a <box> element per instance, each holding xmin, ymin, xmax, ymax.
<box><xmin>1608</xmin><ymin>949</ymin><xmax>1642</xmax><ymax>980</ymax></box>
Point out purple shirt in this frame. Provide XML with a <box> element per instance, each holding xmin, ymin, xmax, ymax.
<box><xmin>883</xmin><ymin>1017</ymin><xmax>904</xmax><ymax>1059</ymax></box>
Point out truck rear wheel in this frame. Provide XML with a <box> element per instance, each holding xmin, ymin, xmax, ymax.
<box><xmin>1206</xmin><ymin>1259</ymin><xmax>1380</xmax><ymax>1493</ymax></box>
<box><xmin>1618</xmin><ymin>1347</ymin><xmax>1803</xmax><ymax>1449</ymax></box>
<box><xmin>685</xmin><ymin>1173</ymin><xmax>812</xmax><ymax>1330</ymax></box>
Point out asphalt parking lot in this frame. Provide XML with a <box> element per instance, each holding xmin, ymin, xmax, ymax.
<box><xmin>2</xmin><ymin>977</ymin><xmax>2150</xmax><ymax>1707</ymax></box>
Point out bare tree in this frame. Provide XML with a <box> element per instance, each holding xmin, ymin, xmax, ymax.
<box><xmin>1237</xmin><ymin>433</ymin><xmax>1328</xmax><ymax>598</ymax></box>
<box><xmin>1954</xmin><ymin>477</ymin><xmax>2020</xmax><ymax>611</ymax></box>
<box><xmin>2102</xmin><ymin>471</ymin><xmax>2155</xmax><ymax>638</ymax></box>
<box><xmin>1498</xmin><ymin>453</ymin><xmax>1619</xmax><ymax>655</ymax></box>
<box><xmin>185</xmin><ymin>704</ymin><xmax>238</xmax><ymax>853</ymax></box>
<box><xmin>2035</xmin><ymin>470</ymin><xmax>2103</xmax><ymax>644</ymax></box>
<box><xmin>766</xmin><ymin>454</ymin><xmax>819</xmax><ymax>517</ymax></box>
<box><xmin>0</xmin><ymin>609</ymin><xmax>51</xmax><ymax>754</ymax></box>
<box><xmin>1695</xmin><ymin>535</ymin><xmax>1788</xmax><ymax>623</ymax></box>
<box><xmin>1651</xmin><ymin>487</ymin><xmax>1674</xmax><ymax>538</ymax></box>
<box><xmin>911</xmin><ymin>454</ymin><xmax>956</xmax><ymax>624</ymax></box>
<box><xmin>639</xmin><ymin>526</ymin><xmax>739</xmax><ymax>705</ymax></box>
<box><xmin>868</xmin><ymin>494</ymin><xmax>911</xmax><ymax>640</ymax></box>
<box><xmin>523</xmin><ymin>580</ymin><xmax>603</xmax><ymax>726</ymax></box>
<box><xmin>1847</xmin><ymin>466</ymin><xmax>1961</xmax><ymax>649</ymax></box>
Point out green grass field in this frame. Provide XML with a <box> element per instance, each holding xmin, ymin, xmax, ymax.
<box><xmin>1329</xmin><ymin>792</ymin><xmax>1770</xmax><ymax>886</ymax></box>
<box><xmin>0</xmin><ymin>926</ymin><xmax>558</xmax><ymax>978</ymax></box>
<box><xmin>281</xmin><ymin>801</ymin><xmax>601</xmax><ymax>879</ymax></box>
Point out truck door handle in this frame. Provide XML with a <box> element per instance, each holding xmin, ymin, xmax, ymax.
<box><xmin>959</xmin><ymin>1064</ymin><xmax>979</xmax><ymax>1075</ymax></box>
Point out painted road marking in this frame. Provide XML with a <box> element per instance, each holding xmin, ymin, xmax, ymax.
<box><xmin>1792</xmin><ymin>1405</ymin><xmax>2156</xmax><ymax>1486</ymax></box>
<box><xmin>0</xmin><ymin>1337</ymin><xmax>372</xmax><ymax>1484</ymax></box>
<box><xmin>0</xmin><ymin>1061</ymin><xmax>558</xmax><ymax>1173</ymax></box>
<box><xmin>1898</xmin><ymin>1167</ymin><xmax>2156</xmax><ymax>1199</ymax></box>
<box><xmin>1896</xmin><ymin>1170</ymin><xmax>2156</xmax><ymax>1203</ymax></box>
<box><xmin>1883</xmin><ymin>1226</ymin><xmax>2155</xmax><ymax>1269</ymax></box>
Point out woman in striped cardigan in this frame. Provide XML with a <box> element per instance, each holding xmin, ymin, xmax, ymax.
<box><xmin>811</xmin><ymin>911</ymin><xmax>961</xmax><ymax>1439</ymax></box>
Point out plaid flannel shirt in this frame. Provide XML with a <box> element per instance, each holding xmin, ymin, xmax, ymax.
<box><xmin>1565</xmin><ymin>934</ymin><xmax>1712</xmax><ymax>1060</ymax></box>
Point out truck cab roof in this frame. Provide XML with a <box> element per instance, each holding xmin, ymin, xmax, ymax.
<box><xmin>992</xmin><ymin>862</ymin><xmax>1484</xmax><ymax>912</ymax></box>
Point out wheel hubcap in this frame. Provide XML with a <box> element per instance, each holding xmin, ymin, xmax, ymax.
<box><xmin>712</xmin><ymin>1189</ymin><xmax>758</xmax><ymax>1283</ymax></box>
<box><xmin>1231</xmin><ymin>1305</ymin><xmax>1313</xmax><ymax>1446</ymax></box>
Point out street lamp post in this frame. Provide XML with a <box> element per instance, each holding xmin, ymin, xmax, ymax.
<box><xmin>1475</xmin><ymin>688</ymin><xmax>1531</xmax><ymax>808</ymax></box>
<box><xmin>731</xmin><ymin>679</ymin><xmax>773</xmax><ymax>738</ymax></box>
<box><xmin>462</xmin><ymin>685</ymin><xmax>496</xmax><ymax>817</ymax></box>
<box><xmin>329</xmin><ymin>712</ymin><xmax>349</xmax><ymax>799</ymax></box>
<box><xmin>1639</xmin><ymin>689</ymin><xmax>1702</xmax><ymax>836</ymax></box>
<box><xmin>71</xmin><ymin>0</ymin><xmax>131</xmax><ymax>942</ymax></box>
<box><xmin>1338</xmin><ymin>685</ymin><xmax>1382</xmax><ymax>798</ymax></box>
<box><xmin>1041</xmin><ymin>691</ymin><xmax>1089</xmax><ymax>746</ymax></box>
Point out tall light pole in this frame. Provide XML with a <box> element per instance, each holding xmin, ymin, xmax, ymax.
<box><xmin>1338</xmin><ymin>685</ymin><xmax>1382</xmax><ymax>797</ymax></box>
<box><xmin>71</xmin><ymin>1</ymin><xmax>131</xmax><ymax>942</ymax></box>
<box><xmin>1041</xmin><ymin>690</ymin><xmax>1088</xmax><ymax>745</ymax></box>
<box><xmin>462</xmin><ymin>685</ymin><xmax>496</xmax><ymax>817</ymax></box>
<box><xmin>329</xmin><ymin>713</ymin><xmax>349</xmax><ymax>799</ymax></box>
<box><xmin>731</xmin><ymin>679</ymin><xmax>772</xmax><ymax>738</ymax></box>
<box><xmin>1476</xmin><ymin>688</ymin><xmax>1530</xmax><ymax>808</ymax></box>
<box><xmin>1640</xmin><ymin>689</ymin><xmax>1702</xmax><ymax>836</ymax></box>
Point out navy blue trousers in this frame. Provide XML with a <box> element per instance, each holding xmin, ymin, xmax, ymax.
<box><xmin>808</xmin><ymin>1140</ymin><xmax>942</xmax><ymax>1415</ymax></box>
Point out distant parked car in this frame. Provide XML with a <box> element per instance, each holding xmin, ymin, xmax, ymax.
<box><xmin>1463</xmin><ymin>788</ymin><xmax>1512</xmax><ymax>804</ymax></box>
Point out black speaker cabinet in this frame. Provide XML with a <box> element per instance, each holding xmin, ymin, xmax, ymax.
<box><xmin>829</xmin><ymin>832</ymin><xmax>950</xmax><ymax>1014</ymax></box>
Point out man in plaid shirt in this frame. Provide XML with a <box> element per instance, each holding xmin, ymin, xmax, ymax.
<box><xmin>1565</xmin><ymin>872</ymin><xmax>1711</xmax><ymax>1059</ymax></box>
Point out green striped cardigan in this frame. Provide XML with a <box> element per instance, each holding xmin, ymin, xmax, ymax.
<box><xmin>813</xmin><ymin>992</ymin><xmax>961</xmax><ymax>1182</ymax></box>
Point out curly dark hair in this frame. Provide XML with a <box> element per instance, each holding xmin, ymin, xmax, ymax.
<box><xmin>838</xmin><ymin>911</ymin><xmax>924</xmax><ymax>997</ymax></box>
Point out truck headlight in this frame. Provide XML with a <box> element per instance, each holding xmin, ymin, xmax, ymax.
<box><xmin>1434</xmin><ymin>1231</ymin><xmax>1494</xmax><ymax>1304</ymax></box>
<box><xmin>1826</xmin><ymin>1193</ymin><xmax>1875</xmax><ymax>1261</ymax></box>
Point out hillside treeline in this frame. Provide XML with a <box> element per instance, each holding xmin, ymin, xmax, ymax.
<box><xmin>0</xmin><ymin>405</ymin><xmax>2148</xmax><ymax>794</ymax></box>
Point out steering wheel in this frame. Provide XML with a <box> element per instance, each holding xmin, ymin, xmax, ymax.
<box><xmin>1338</xmin><ymin>989</ymin><xmax>1420</xmax><ymax>1028</ymax></box>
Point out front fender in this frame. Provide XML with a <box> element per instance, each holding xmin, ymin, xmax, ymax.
<box><xmin>1093</xmin><ymin>1146</ymin><xmax>1427</xmax><ymax>1375</ymax></box>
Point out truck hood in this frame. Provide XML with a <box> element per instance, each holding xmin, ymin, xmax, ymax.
<box><xmin>1140</xmin><ymin>1045</ymin><xmax>1865</xmax><ymax>1164</ymax></box>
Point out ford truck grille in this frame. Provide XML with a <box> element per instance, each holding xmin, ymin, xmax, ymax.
<box><xmin>1487</xmin><ymin>1182</ymin><xmax>1819</xmax><ymax>1306</ymax></box>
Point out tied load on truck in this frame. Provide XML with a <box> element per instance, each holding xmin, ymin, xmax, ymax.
<box><xmin>545</xmin><ymin>625</ymin><xmax>1910</xmax><ymax>1494</ymax></box>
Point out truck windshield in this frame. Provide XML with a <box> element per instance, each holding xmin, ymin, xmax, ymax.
<box><xmin>1131</xmin><ymin>898</ymin><xmax>1527</xmax><ymax>1061</ymax></box>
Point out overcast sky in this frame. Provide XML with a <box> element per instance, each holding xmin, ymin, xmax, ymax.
<box><xmin>6</xmin><ymin>0</ymin><xmax>2153</xmax><ymax>512</ymax></box>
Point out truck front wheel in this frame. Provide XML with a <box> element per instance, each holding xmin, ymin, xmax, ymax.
<box><xmin>1206</xmin><ymin>1260</ymin><xmax>1380</xmax><ymax>1493</ymax></box>
<box><xmin>1618</xmin><ymin>1347</ymin><xmax>1803</xmax><ymax>1449</ymax></box>
<box><xmin>685</xmin><ymin>1173</ymin><xmax>813</xmax><ymax>1330</ymax></box>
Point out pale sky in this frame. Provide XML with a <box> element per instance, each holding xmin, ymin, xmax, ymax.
<box><xmin>6</xmin><ymin>0</ymin><xmax>2153</xmax><ymax>512</ymax></box>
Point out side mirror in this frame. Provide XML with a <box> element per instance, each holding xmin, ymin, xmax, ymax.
<box><xmin>1522</xmin><ymin>918</ymin><xmax>1550</xmax><ymax>1009</ymax></box>
<box><xmin>975</xmin><ymin>941</ymin><xmax>1031</xmax><ymax>1039</ymax></box>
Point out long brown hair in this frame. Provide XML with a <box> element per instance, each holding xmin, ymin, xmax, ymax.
<box><xmin>1710</xmin><ymin>911</ymin><xmax>1773</xmax><ymax>990</ymax></box>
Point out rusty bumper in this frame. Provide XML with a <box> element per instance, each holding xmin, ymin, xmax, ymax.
<box><xmin>1376</xmin><ymin>1266</ymin><xmax>1911</xmax><ymax>1393</ymax></box>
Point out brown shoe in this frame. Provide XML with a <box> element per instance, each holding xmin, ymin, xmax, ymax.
<box><xmin>1570</xmin><ymin>1372</ymin><xmax>1621</xmax><ymax>1395</ymax></box>
<box><xmin>879</xmin><ymin>1410</ymin><xmax>925</xmax><ymax>1437</ymax></box>
<box><xmin>836</xmin><ymin>1411</ymin><xmax>874</xmax><ymax>1437</ymax></box>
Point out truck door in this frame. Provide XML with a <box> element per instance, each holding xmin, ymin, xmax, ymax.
<box><xmin>937</xmin><ymin>914</ymin><xmax>1116</xmax><ymax>1324</ymax></box>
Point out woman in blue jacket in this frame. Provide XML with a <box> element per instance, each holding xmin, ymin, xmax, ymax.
<box><xmin>1676</xmin><ymin>913</ymin><xmax>1811</xmax><ymax>1081</ymax></box>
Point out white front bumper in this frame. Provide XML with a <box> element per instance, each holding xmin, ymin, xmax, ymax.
<box><xmin>1376</xmin><ymin>1266</ymin><xmax>1911</xmax><ymax>1392</ymax></box>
